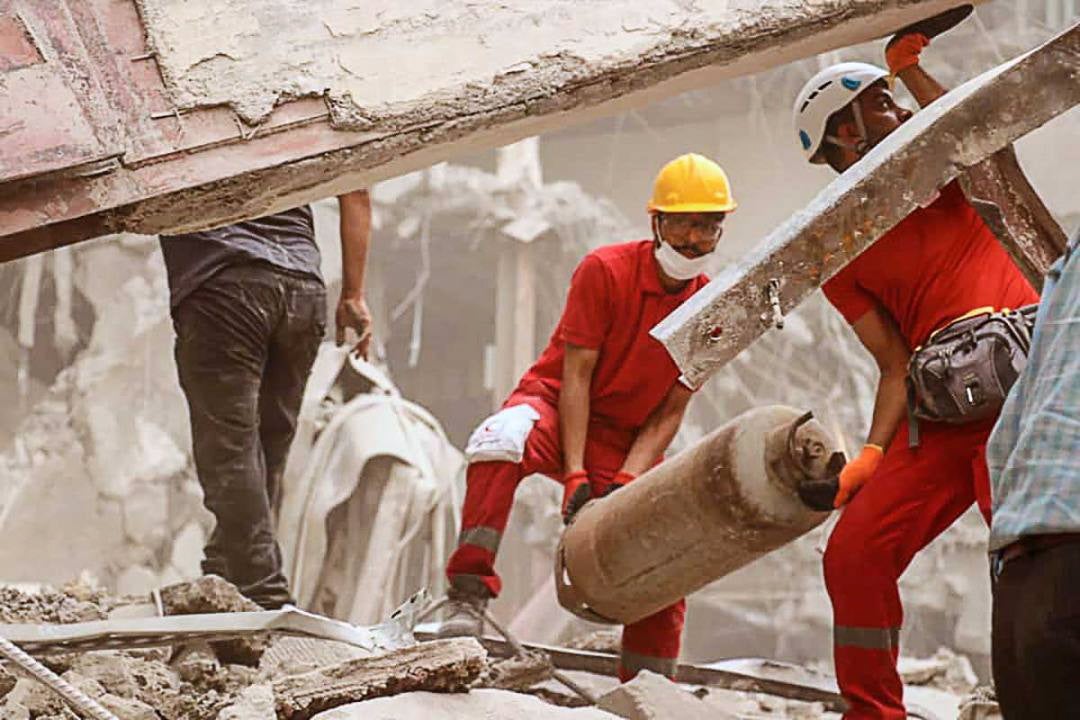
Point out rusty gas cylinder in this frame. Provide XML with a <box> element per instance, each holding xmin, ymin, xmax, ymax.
<box><xmin>555</xmin><ymin>405</ymin><xmax>843</xmax><ymax>625</ymax></box>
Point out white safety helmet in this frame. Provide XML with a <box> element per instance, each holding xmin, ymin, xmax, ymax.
<box><xmin>793</xmin><ymin>62</ymin><xmax>890</xmax><ymax>164</ymax></box>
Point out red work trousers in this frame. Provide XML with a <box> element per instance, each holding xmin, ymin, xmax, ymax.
<box><xmin>824</xmin><ymin>419</ymin><xmax>994</xmax><ymax>719</ymax></box>
<box><xmin>446</xmin><ymin>392</ymin><xmax>686</xmax><ymax>680</ymax></box>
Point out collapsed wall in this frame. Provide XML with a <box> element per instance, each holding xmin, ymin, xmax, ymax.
<box><xmin>0</xmin><ymin>237</ymin><xmax>208</xmax><ymax>594</ymax></box>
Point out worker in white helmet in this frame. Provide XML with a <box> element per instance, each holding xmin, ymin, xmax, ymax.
<box><xmin>791</xmin><ymin>19</ymin><xmax>1038</xmax><ymax>720</ymax></box>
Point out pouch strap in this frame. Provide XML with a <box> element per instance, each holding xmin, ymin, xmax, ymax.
<box><xmin>906</xmin><ymin>377</ymin><xmax>921</xmax><ymax>449</ymax></box>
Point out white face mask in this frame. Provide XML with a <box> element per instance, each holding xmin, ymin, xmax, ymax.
<box><xmin>654</xmin><ymin>240</ymin><xmax>711</xmax><ymax>281</ymax></box>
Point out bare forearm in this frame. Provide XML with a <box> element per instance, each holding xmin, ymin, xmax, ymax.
<box><xmin>897</xmin><ymin>65</ymin><xmax>946</xmax><ymax>108</ymax></box>
<box><xmin>866</xmin><ymin>369</ymin><xmax>908</xmax><ymax>450</ymax></box>
<box><xmin>620</xmin><ymin>388</ymin><xmax>691</xmax><ymax>475</ymax></box>
<box><xmin>559</xmin><ymin>376</ymin><xmax>590</xmax><ymax>474</ymax></box>
<box><xmin>339</xmin><ymin>191</ymin><xmax>371</xmax><ymax>296</ymax></box>
<box><xmin>621</xmin><ymin>414</ymin><xmax>682</xmax><ymax>476</ymax></box>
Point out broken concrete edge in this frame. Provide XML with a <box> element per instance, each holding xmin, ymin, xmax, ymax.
<box><xmin>136</xmin><ymin>1</ymin><xmax>973</xmax><ymax>131</ymax></box>
<box><xmin>959</xmin><ymin>144</ymin><xmax>1070</xmax><ymax>289</ymax></box>
<box><xmin>597</xmin><ymin>670</ymin><xmax>726</xmax><ymax>720</ymax></box>
<box><xmin>652</xmin><ymin>24</ymin><xmax>1079</xmax><ymax>389</ymax></box>
<box><xmin>272</xmin><ymin>637</ymin><xmax>486</xmax><ymax>720</ymax></box>
<box><xmin>1</xmin><ymin>1</ymin><xmax>977</xmax><ymax>260</ymax></box>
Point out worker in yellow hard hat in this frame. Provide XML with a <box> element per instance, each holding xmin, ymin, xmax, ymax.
<box><xmin>647</xmin><ymin>152</ymin><xmax>736</xmax><ymax>287</ymax></box>
<box><xmin>437</xmin><ymin>153</ymin><xmax>735</xmax><ymax>682</ymax></box>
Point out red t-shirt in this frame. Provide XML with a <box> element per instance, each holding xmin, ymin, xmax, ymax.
<box><xmin>823</xmin><ymin>182</ymin><xmax>1038</xmax><ymax>347</ymax></box>
<box><xmin>514</xmin><ymin>240</ymin><xmax>707</xmax><ymax>432</ymax></box>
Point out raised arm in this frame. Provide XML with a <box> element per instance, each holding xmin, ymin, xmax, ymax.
<box><xmin>886</xmin><ymin>33</ymin><xmax>946</xmax><ymax>108</ymax></box>
<box><xmin>336</xmin><ymin>189</ymin><xmax>373</xmax><ymax>357</ymax></box>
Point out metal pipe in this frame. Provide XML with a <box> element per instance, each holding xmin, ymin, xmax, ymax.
<box><xmin>556</xmin><ymin>405</ymin><xmax>842</xmax><ymax>625</ymax></box>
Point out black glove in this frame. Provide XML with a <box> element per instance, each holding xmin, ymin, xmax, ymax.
<box><xmin>562</xmin><ymin>472</ymin><xmax>592</xmax><ymax>525</ymax></box>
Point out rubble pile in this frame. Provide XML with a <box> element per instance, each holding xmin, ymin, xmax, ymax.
<box><xmin>0</xmin><ymin>578</ymin><xmax>589</xmax><ymax>720</ymax></box>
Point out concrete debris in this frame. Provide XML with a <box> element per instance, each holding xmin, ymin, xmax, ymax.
<box><xmin>258</xmin><ymin>637</ymin><xmax>369</xmax><ymax>679</ymax></box>
<box><xmin>160</xmin><ymin>576</ymin><xmax>261</xmax><ymax>616</ymax></box>
<box><xmin>481</xmin><ymin>650</ymin><xmax>554</xmax><ymax>692</ymax></box>
<box><xmin>564</xmin><ymin>631</ymin><xmax>620</xmax><ymax>654</ymax></box>
<box><xmin>0</xmin><ymin>704</ymin><xmax>28</xmax><ymax>720</ymax></box>
<box><xmin>958</xmin><ymin>686</ymin><xmax>1001</xmax><ymax>720</ymax></box>
<box><xmin>4</xmin><ymin>678</ymin><xmax>66</xmax><ymax>717</ymax></box>
<box><xmin>311</xmin><ymin>688</ymin><xmax>622</xmax><ymax>720</ymax></box>
<box><xmin>899</xmin><ymin>647</ymin><xmax>979</xmax><ymax>695</ymax></box>
<box><xmin>0</xmin><ymin>585</ymin><xmax>106</xmax><ymax>625</ymax></box>
<box><xmin>171</xmin><ymin>642</ymin><xmax>221</xmax><ymax>686</ymax></box>
<box><xmin>273</xmin><ymin>637</ymin><xmax>487</xmax><ymax>720</ymax></box>
<box><xmin>695</xmin><ymin>686</ymin><xmax>831</xmax><ymax>719</ymax></box>
<box><xmin>160</xmin><ymin>576</ymin><xmax>268</xmax><ymax>667</ymax></box>
<box><xmin>98</xmin><ymin>694</ymin><xmax>159</xmax><ymax>720</ymax></box>
<box><xmin>0</xmin><ymin>668</ymin><xmax>14</xmax><ymax>701</ymax></box>
<box><xmin>215</xmin><ymin>684</ymin><xmax>275</xmax><ymax>720</ymax></box>
<box><xmin>597</xmin><ymin>671</ymin><xmax>725</xmax><ymax>720</ymax></box>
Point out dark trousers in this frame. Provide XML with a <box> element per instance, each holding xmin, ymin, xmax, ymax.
<box><xmin>173</xmin><ymin>263</ymin><xmax>325</xmax><ymax>609</ymax></box>
<box><xmin>992</xmin><ymin>538</ymin><xmax>1080</xmax><ymax>719</ymax></box>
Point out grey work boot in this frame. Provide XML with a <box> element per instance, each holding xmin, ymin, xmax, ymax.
<box><xmin>435</xmin><ymin>588</ymin><xmax>489</xmax><ymax>638</ymax></box>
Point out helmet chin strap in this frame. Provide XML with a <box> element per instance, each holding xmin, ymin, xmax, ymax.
<box><xmin>824</xmin><ymin>100</ymin><xmax>872</xmax><ymax>157</ymax></box>
<box><xmin>651</xmin><ymin>214</ymin><xmax>664</xmax><ymax>246</ymax></box>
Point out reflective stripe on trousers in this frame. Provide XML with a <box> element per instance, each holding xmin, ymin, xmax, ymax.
<box><xmin>834</xmin><ymin>625</ymin><xmax>900</xmax><ymax>652</ymax></box>
<box><xmin>458</xmin><ymin>526</ymin><xmax>502</xmax><ymax>554</ymax></box>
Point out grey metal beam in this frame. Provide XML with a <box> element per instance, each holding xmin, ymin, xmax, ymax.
<box><xmin>960</xmin><ymin>144</ymin><xmax>1070</xmax><ymax>290</ymax></box>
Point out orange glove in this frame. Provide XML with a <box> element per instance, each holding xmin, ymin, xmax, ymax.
<box><xmin>886</xmin><ymin>32</ymin><xmax>929</xmax><ymax>76</ymax></box>
<box><xmin>562</xmin><ymin>470</ymin><xmax>592</xmax><ymax>525</ymax></box>
<box><xmin>834</xmin><ymin>444</ymin><xmax>884</xmax><ymax>508</ymax></box>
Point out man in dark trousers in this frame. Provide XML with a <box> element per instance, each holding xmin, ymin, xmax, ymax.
<box><xmin>161</xmin><ymin>191</ymin><xmax>372</xmax><ymax>609</ymax></box>
<box><xmin>987</xmin><ymin>228</ymin><xmax>1079</xmax><ymax>720</ymax></box>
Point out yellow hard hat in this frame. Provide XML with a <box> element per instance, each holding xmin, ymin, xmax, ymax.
<box><xmin>647</xmin><ymin>153</ymin><xmax>737</xmax><ymax>214</ymax></box>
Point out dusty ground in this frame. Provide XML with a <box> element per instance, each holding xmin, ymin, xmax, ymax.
<box><xmin>0</xmin><ymin>576</ymin><xmax>990</xmax><ymax>720</ymax></box>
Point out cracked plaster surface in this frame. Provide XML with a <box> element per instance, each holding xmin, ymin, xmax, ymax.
<box><xmin>136</xmin><ymin>1</ymin><xmax>964</xmax><ymax>130</ymax></box>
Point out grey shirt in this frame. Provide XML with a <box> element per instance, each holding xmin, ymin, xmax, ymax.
<box><xmin>160</xmin><ymin>206</ymin><xmax>322</xmax><ymax>308</ymax></box>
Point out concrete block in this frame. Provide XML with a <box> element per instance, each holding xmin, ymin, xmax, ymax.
<box><xmin>99</xmin><ymin>694</ymin><xmax>159</xmax><ymax>720</ymax></box>
<box><xmin>0</xmin><ymin>701</ymin><xmax>29</xmax><ymax>720</ymax></box>
<box><xmin>274</xmin><ymin>638</ymin><xmax>486</xmax><ymax>720</ymax></box>
<box><xmin>160</xmin><ymin>575</ymin><xmax>260</xmax><ymax>615</ymax></box>
<box><xmin>216</xmin><ymin>684</ymin><xmax>275</xmax><ymax>720</ymax></box>
<box><xmin>597</xmin><ymin>671</ymin><xmax>726</xmax><ymax>720</ymax></box>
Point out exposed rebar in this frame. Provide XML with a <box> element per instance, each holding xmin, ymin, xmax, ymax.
<box><xmin>0</xmin><ymin>635</ymin><xmax>119</xmax><ymax>720</ymax></box>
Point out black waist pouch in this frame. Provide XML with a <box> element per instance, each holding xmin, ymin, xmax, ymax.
<box><xmin>906</xmin><ymin>304</ymin><xmax>1037</xmax><ymax>447</ymax></box>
